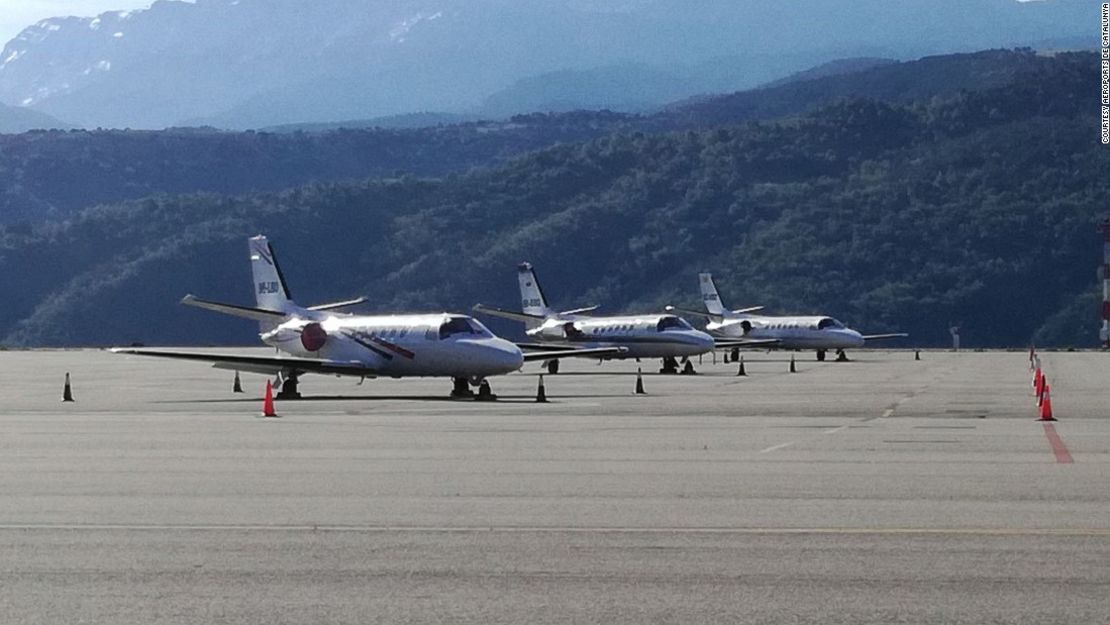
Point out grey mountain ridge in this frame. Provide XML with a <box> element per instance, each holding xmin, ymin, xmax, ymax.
<box><xmin>0</xmin><ymin>0</ymin><xmax>1091</xmax><ymax>130</ymax></box>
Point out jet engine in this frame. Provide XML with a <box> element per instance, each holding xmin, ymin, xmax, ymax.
<box><xmin>300</xmin><ymin>322</ymin><xmax>328</xmax><ymax>351</ymax></box>
<box><xmin>529</xmin><ymin>320</ymin><xmax>585</xmax><ymax>341</ymax></box>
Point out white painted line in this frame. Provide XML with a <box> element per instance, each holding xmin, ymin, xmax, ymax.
<box><xmin>759</xmin><ymin>441</ymin><xmax>796</xmax><ymax>454</ymax></box>
<box><xmin>0</xmin><ymin>524</ymin><xmax>1105</xmax><ymax>536</ymax></box>
<box><xmin>882</xmin><ymin>408</ymin><xmax>894</xmax><ymax>418</ymax></box>
<box><xmin>823</xmin><ymin>425</ymin><xmax>848</xmax><ymax>435</ymax></box>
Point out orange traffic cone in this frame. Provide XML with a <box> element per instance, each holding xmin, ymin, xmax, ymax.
<box><xmin>262</xmin><ymin>380</ymin><xmax>277</xmax><ymax>417</ymax></box>
<box><xmin>1038</xmin><ymin>383</ymin><xmax>1055</xmax><ymax>421</ymax></box>
<box><xmin>1037</xmin><ymin>375</ymin><xmax>1048</xmax><ymax>407</ymax></box>
<box><xmin>1029</xmin><ymin>346</ymin><xmax>1036</xmax><ymax>370</ymax></box>
<box><xmin>1033</xmin><ymin>367</ymin><xmax>1043</xmax><ymax>398</ymax></box>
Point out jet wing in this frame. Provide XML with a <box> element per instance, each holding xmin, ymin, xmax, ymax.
<box><xmin>713</xmin><ymin>338</ymin><xmax>781</xmax><ymax>348</ymax></box>
<box><xmin>109</xmin><ymin>348</ymin><xmax>379</xmax><ymax>377</ymax></box>
<box><xmin>515</xmin><ymin>342</ymin><xmax>579</xmax><ymax>351</ymax></box>
<box><xmin>862</xmin><ymin>333</ymin><xmax>909</xmax><ymax>341</ymax></box>
<box><xmin>521</xmin><ymin>346</ymin><xmax>627</xmax><ymax>362</ymax></box>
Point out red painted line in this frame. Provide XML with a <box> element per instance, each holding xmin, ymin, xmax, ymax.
<box><xmin>1042</xmin><ymin>424</ymin><xmax>1074</xmax><ymax>464</ymax></box>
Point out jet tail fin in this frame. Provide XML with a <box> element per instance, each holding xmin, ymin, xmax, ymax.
<box><xmin>517</xmin><ymin>262</ymin><xmax>554</xmax><ymax>330</ymax></box>
<box><xmin>249</xmin><ymin>235</ymin><xmax>296</xmax><ymax>313</ymax></box>
<box><xmin>698</xmin><ymin>272</ymin><xmax>728</xmax><ymax>316</ymax></box>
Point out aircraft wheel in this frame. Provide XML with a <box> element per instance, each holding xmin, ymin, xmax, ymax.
<box><xmin>547</xmin><ymin>360</ymin><xmax>559</xmax><ymax>375</ymax></box>
<box><xmin>816</xmin><ymin>350</ymin><xmax>826</xmax><ymax>362</ymax></box>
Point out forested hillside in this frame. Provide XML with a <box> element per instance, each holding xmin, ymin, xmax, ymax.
<box><xmin>0</xmin><ymin>50</ymin><xmax>1071</xmax><ymax>226</ymax></box>
<box><xmin>0</xmin><ymin>50</ymin><xmax>1099</xmax><ymax>348</ymax></box>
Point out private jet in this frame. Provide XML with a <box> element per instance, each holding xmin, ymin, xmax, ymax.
<box><xmin>474</xmin><ymin>262</ymin><xmax>750</xmax><ymax>375</ymax></box>
<box><xmin>667</xmin><ymin>272</ymin><xmax>907</xmax><ymax>361</ymax></box>
<box><xmin>112</xmin><ymin>236</ymin><xmax>621</xmax><ymax>400</ymax></box>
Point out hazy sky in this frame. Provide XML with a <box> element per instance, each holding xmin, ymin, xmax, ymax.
<box><xmin>0</xmin><ymin>1</ymin><xmax>160</xmax><ymax>45</ymax></box>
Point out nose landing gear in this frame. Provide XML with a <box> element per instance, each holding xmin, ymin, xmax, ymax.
<box><xmin>450</xmin><ymin>377</ymin><xmax>474</xmax><ymax>398</ymax></box>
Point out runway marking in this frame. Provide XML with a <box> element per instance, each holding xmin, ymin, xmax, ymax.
<box><xmin>823</xmin><ymin>425</ymin><xmax>848</xmax><ymax>435</ymax></box>
<box><xmin>1042</xmin><ymin>423</ymin><xmax>1074</xmax><ymax>464</ymax></box>
<box><xmin>759</xmin><ymin>441</ymin><xmax>795</xmax><ymax>453</ymax></box>
<box><xmin>0</xmin><ymin>523</ymin><xmax>1106</xmax><ymax>537</ymax></box>
<box><xmin>882</xmin><ymin>408</ymin><xmax>895</xmax><ymax>418</ymax></box>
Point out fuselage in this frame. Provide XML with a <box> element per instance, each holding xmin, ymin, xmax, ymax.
<box><xmin>708</xmin><ymin>314</ymin><xmax>865</xmax><ymax>350</ymax></box>
<box><xmin>262</xmin><ymin>312</ymin><xmax>524</xmax><ymax>378</ymax></box>
<box><xmin>527</xmin><ymin>314</ymin><xmax>715</xmax><ymax>359</ymax></box>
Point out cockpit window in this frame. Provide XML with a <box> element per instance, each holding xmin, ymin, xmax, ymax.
<box><xmin>817</xmin><ymin>318</ymin><xmax>845</xmax><ymax>330</ymax></box>
<box><xmin>438</xmin><ymin>317</ymin><xmax>491</xmax><ymax>339</ymax></box>
<box><xmin>466</xmin><ymin>318</ymin><xmax>493</xmax><ymax>337</ymax></box>
<box><xmin>656</xmin><ymin>316</ymin><xmax>693</xmax><ymax>332</ymax></box>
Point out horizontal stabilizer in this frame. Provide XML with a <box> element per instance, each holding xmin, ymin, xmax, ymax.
<box><xmin>473</xmin><ymin>303</ymin><xmax>548</xmax><ymax>323</ymax></box>
<box><xmin>731</xmin><ymin>306</ymin><xmax>764</xmax><ymax>314</ymax></box>
<box><xmin>110</xmin><ymin>347</ymin><xmax>378</xmax><ymax>377</ymax></box>
<box><xmin>181</xmin><ymin>295</ymin><xmax>287</xmax><ymax>321</ymax></box>
<box><xmin>559</xmin><ymin>305</ymin><xmax>599</xmax><ymax>316</ymax></box>
<box><xmin>308</xmin><ymin>296</ymin><xmax>368</xmax><ymax>312</ymax></box>
<box><xmin>862</xmin><ymin>333</ymin><xmax>909</xmax><ymax>341</ymax></box>
<box><xmin>522</xmin><ymin>346</ymin><xmax>628</xmax><ymax>362</ymax></box>
<box><xmin>664</xmin><ymin>305</ymin><xmax>725</xmax><ymax>323</ymax></box>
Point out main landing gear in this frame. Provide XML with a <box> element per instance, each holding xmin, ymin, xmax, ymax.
<box><xmin>451</xmin><ymin>377</ymin><xmax>498</xmax><ymax>401</ymax></box>
<box><xmin>547</xmin><ymin>360</ymin><xmax>559</xmax><ymax>375</ymax></box>
<box><xmin>816</xmin><ymin>349</ymin><xmax>850</xmax><ymax>362</ymax></box>
<box><xmin>275</xmin><ymin>372</ymin><xmax>301</xmax><ymax>399</ymax></box>
<box><xmin>660</xmin><ymin>356</ymin><xmax>697</xmax><ymax>375</ymax></box>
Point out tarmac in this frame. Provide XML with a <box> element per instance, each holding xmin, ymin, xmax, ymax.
<box><xmin>1</xmin><ymin>348</ymin><xmax>1108</xmax><ymax>624</ymax></box>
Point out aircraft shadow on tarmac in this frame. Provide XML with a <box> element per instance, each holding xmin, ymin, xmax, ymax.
<box><xmin>149</xmin><ymin>395</ymin><xmax>624</xmax><ymax>404</ymax></box>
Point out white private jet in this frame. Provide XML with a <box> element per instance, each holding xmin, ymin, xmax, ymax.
<box><xmin>473</xmin><ymin>262</ymin><xmax>759</xmax><ymax>375</ymax></box>
<box><xmin>112</xmin><ymin>236</ymin><xmax>622</xmax><ymax>400</ymax></box>
<box><xmin>666</xmin><ymin>272</ymin><xmax>908</xmax><ymax>362</ymax></box>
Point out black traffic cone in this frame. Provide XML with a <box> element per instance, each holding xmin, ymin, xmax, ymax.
<box><xmin>233</xmin><ymin>371</ymin><xmax>243</xmax><ymax>393</ymax></box>
<box><xmin>635</xmin><ymin>368</ymin><xmax>646</xmax><ymax>395</ymax></box>
<box><xmin>736</xmin><ymin>356</ymin><xmax>746</xmax><ymax>376</ymax></box>
<box><xmin>62</xmin><ymin>372</ymin><xmax>74</xmax><ymax>402</ymax></box>
<box><xmin>789</xmin><ymin>354</ymin><xmax>797</xmax><ymax>373</ymax></box>
<box><xmin>536</xmin><ymin>374</ymin><xmax>548</xmax><ymax>403</ymax></box>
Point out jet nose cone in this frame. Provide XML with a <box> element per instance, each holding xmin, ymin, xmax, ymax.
<box><xmin>693</xmin><ymin>329</ymin><xmax>715</xmax><ymax>351</ymax></box>
<box><xmin>849</xmin><ymin>330</ymin><xmax>865</xmax><ymax>348</ymax></box>
<box><xmin>489</xmin><ymin>338</ymin><xmax>525</xmax><ymax>373</ymax></box>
